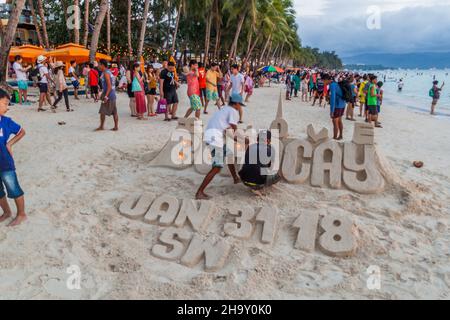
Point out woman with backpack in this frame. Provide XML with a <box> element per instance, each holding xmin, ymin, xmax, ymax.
<box><xmin>131</xmin><ymin>63</ymin><xmax>147</xmax><ymax>120</ymax></box>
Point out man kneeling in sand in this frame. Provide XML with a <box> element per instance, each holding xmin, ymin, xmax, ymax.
<box><xmin>238</xmin><ymin>130</ymin><xmax>281</xmax><ymax>196</ymax></box>
<box><xmin>195</xmin><ymin>93</ymin><xmax>245</xmax><ymax>200</ymax></box>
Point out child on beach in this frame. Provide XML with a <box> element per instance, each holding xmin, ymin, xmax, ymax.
<box><xmin>205</xmin><ymin>63</ymin><xmax>222</xmax><ymax>112</ymax></box>
<box><xmin>0</xmin><ymin>89</ymin><xmax>27</xmax><ymax>227</ymax></box>
<box><xmin>69</xmin><ymin>60</ymin><xmax>80</xmax><ymax>100</ymax></box>
<box><xmin>89</xmin><ymin>63</ymin><xmax>100</xmax><ymax>102</ymax></box>
<box><xmin>377</xmin><ymin>81</ymin><xmax>384</xmax><ymax>120</ymax></box>
<box><xmin>198</xmin><ymin>63</ymin><xmax>207</xmax><ymax>110</ymax></box>
<box><xmin>244</xmin><ymin>71</ymin><xmax>254</xmax><ymax>103</ymax></box>
<box><xmin>144</xmin><ymin>65</ymin><xmax>158</xmax><ymax>117</ymax></box>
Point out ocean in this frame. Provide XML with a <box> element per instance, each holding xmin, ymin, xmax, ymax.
<box><xmin>373</xmin><ymin>69</ymin><xmax>450</xmax><ymax>119</ymax></box>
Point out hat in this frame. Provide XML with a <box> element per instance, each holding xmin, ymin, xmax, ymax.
<box><xmin>229</xmin><ymin>93</ymin><xmax>246</xmax><ymax>107</ymax></box>
<box><xmin>54</xmin><ymin>61</ymin><xmax>64</xmax><ymax>68</ymax></box>
<box><xmin>37</xmin><ymin>55</ymin><xmax>47</xmax><ymax>63</ymax></box>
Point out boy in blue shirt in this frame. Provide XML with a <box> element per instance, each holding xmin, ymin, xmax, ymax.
<box><xmin>0</xmin><ymin>89</ymin><xmax>27</xmax><ymax>227</ymax></box>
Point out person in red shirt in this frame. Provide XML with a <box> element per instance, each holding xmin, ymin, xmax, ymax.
<box><xmin>198</xmin><ymin>62</ymin><xmax>207</xmax><ymax>110</ymax></box>
<box><xmin>110</xmin><ymin>63</ymin><xmax>119</xmax><ymax>78</ymax></box>
<box><xmin>89</xmin><ymin>63</ymin><xmax>100</xmax><ymax>102</ymax></box>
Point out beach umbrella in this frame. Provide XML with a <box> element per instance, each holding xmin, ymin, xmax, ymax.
<box><xmin>9</xmin><ymin>45</ymin><xmax>46</xmax><ymax>63</ymax></box>
<box><xmin>46</xmin><ymin>43</ymin><xmax>112</xmax><ymax>64</ymax></box>
<box><xmin>258</xmin><ymin>65</ymin><xmax>285</xmax><ymax>73</ymax></box>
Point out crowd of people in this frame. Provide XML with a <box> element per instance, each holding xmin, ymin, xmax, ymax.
<box><xmin>282</xmin><ymin>69</ymin><xmax>386</xmax><ymax>139</ymax></box>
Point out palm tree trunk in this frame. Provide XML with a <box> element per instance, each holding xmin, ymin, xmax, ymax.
<box><xmin>203</xmin><ymin>12</ymin><xmax>213</xmax><ymax>65</ymax></box>
<box><xmin>0</xmin><ymin>0</ymin><xmax>27</xmax><ymax>84</ymax></box>
<box><xmin>171</xmin><ymin>2</ymin><xmax>182</xmax><ymax>53</ymax></box>
<box><xmin>271</xmin><ymin>44</ymin><xmax>279</xmax><ymax>64</ymax></box>
<box><xmin>137</xmin><ymin>0</ymin><xmax>151</xmax><ymax>58</ymax></box>
<box><xmin>37</xmin><ymin>0</ymin><xmax>50</xmax><ymax>48</ymax></box>
<box><xmin>127</xmin><ymin>0</ymin><xmax>133</xmax><ymax>57</ymax></box>
<box><xmin>228</xmin><ymin>12</ymin><xmax>246</xmax><ymax>65</ymax></box>
<box><xmin>258</xmin><ymin>33</ymin><xmax>271</xmax><ymax>66</ymax></box>
<box><xmin>106</xmin><ymin>0</ymin><xmax>111</xmax><ymax>54</ymax></box>
<box><xmin>243</xmin><ymin>31</ymin><xmax>261</xmax><ymax>66</ymax></box>
<box><xmin>264</xmin><ymin>40</ymin><xmax>273</xmax><ymax>65</ymax></box>
<box><xmin>74</xmin><ymin>0</ymin><xmax>80</xmax><ymax>44</ymax></box>
<box><xmin>89</xmin><ymin>0</ymin><xmax>108</xmax><ymax>62</ymax></box>
<box><xmin>28</xmin><ymin>0</ymin><xmax>44</xmax><ymax>47</ymax></box>
<box><xmin>83</xmin><ymin>0</ymin><xmax>89</xmax><ymax>47</ymax></box>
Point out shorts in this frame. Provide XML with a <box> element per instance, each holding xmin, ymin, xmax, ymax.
<box><xmin>332</xmin><ymin>108</ymin><xmax>345</xmax><ymax>119</ymax></box>
<box><xmin>200</xmin><ymin>88</ymin><xmax>207</xmax><ymax>99</ymax></box>
<box><xmin>189</xmin><ymin>94</ymin><xmax>202</xmax><ymax>111</ymax></box>
<box><xmin>0</xmin><ymin>170</ymin><xmax>24</xmax><ymax>199</ymax></box>
<box><xmin>206</xmin><ymin>89</ymin><xmax>218</xmax><ymax>101</ymax></box>
<box><xmin>99</xmin><ymin>97</ymin><xmax>118</xmax><ymax>116</ymax></box>
<box><xmin>432</xmin><ymin>98</ymin><xmax>439</xmax><ymax>105</ymax></box>
<box><xmin>146</xmin><ymin>88</ymin><xmax>157</xmax><ymax>96</ymax></box>
<box><xmin>90</xmin><ymin>85</ymin><xmax>99</xmax><ymax>94</ymax></box>
<box><xmin>18</xmin><ymin>80</ymin><xmax>28</xmax><ymax>90</ymax></box>
<box><xmin>165</xmin><ymin>90</ymin><xmax>179</xmax><ymax>105</ymax></box>
<box><xmin>210</xmin><ymin>144</ymin><xmax>232</xmax><ymax>169</ymax></box>
<box><xmin>72</xmin><ymin>80</ymin><xmax>80</xmax><ymax>89</ymax></box>
<box><xmin>368</xmin><ymin>105</ymin><xmax>378</xmax><ymax>115</ymax></box>
<box><xmin>38</xmin><ymin>83</ymin><xmax>48</xmax><ymax>93</ymax></box>
<box><xmin>243</xmin><ymin>174</ymin><xmax>281</xmax><ymax>190</ymax></box>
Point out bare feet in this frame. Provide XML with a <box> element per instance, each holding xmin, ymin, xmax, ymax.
<box><xmin>94</xmin><ymin>127</ymin><xmax>104</xmax><ymax>131</ymax></box>
<box><xmin>251</xmin><ymin>189</ymin><xmax>264</xmax><ymax>197</ymax></box>
<box><xmin>8</xmin><ymin>214</ymin><xmax>27</xmax><ymax>227</ymax></box>
<box><xmin>233</xmin><ymin>177</ymin><xmax>241</xmax><ymax>184</ymax></box>
<box><xmin>195</xmin><ymin>192</ymin><xmax>211</xmax><ymax>200</ymax></box>
<box><xmin>0</xmin><ymin>212</ymin><xmax>12</xmax><ymax>223</ymax></box>
<box><xmin>111</xmin><ymin>127</ymin><xmax>119</xmax><ymax>131</ymax></box>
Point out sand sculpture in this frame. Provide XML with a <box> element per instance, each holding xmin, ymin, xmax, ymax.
<box><xmin>149</xmin><ymin>94</ymin><xmax>387</xmax><ymax>195</ymax></box>
<box><xmin>119</xmin><ymin>194</ymin><xmax>359</xmax><ymax>272</ymax></box>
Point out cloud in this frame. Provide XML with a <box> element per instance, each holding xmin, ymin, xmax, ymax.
<box><xmin>295</xmin><ymin>1</ymin><xmax>450</xmax><ymax>56</ymax></box>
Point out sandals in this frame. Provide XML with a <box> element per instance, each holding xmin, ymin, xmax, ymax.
<box><xmin>171</xmin><ymin>117</ymin><xmax>179</xmax><ymax>121</ymax></box>
<box><xmin>164</xmin><ymin>118</ymin><xmax>171</xmax><ymax>122</ymax></box>
<box><xmin>66</xmin><ymin>109</ymin><xmax>74</xmax><ymax>112</ymax></box>
<box><xmin>38</xmin><ymin>108</ymin><xmax>47</xmax><ymax>112</ymax></box>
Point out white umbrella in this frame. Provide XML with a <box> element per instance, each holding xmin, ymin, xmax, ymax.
<box><xmin>152</xmin><ymin>62</ymin><xmax>163</xmax><ymax>69</ymax></box>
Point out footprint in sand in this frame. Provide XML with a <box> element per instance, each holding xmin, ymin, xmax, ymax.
<box><xmin>0</xmin><ymin>231</ymin><xmax>6</xmax><ymax>243</ymax></box>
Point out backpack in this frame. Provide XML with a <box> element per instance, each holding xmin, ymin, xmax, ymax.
<box><xmin>339</xmin><ymin>80</ymin><xmax>353</xmax><ymax>103</ymax></box>
<box><xmin>30</xmin><ymin>65</ymin><xmax>42</xmax><ymax>81</ymax></box>
<box><xmin>429</xmin><ymin>88</ymin><xmax>435</xmax><ymax>98</ymax></box>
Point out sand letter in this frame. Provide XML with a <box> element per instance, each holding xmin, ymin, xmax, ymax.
<box><xmin>311</xmin><ymin>140</ymin><xmax>342</xmax><ymax>189</ymax></box>
<box><xmin>119</xmin><ymin>193</ymin><xmax>154</xmax><ymax>220</ymax></box>
<box><xmin>151</xmin><ymin>227</ymin><xmax>192</xmax><ymax>261</ymax></box>
<box><xmin>174</xmin><ymin>200</ymin><xmax>214</xmax><ymax>231</ymax></box>
<box><xmin>144</xmin><ymin>195</ymin><xmax>180</xmax><ymax>226</ymax></box>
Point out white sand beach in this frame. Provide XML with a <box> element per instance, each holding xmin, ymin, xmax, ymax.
<box><xmin>0</xmin><ymin>84</ymin><xmax>449</xmax><ymax>300</ymax></box>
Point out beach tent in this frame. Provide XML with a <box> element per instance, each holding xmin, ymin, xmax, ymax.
<box><xmin>45</xmin><ymin>43</ymin><xmax>112</xmax><ymax>64</ymax></box>
<box><xmin>258</xmin><ymin>65</ymin><xmax>285</xmax><ymax>73</ymax></box>
<box><xmin>8</xmin><ymin>45</ymin><xmax>46</xmax><ymax>64</ymax></box>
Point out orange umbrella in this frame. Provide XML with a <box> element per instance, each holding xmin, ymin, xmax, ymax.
<box><xmin>9</xmin><ymin>45</ymin><xmax>46</xmax><ymax>64</ymax></box>
<box><xmin>46</xmin><ymin>43</ymin><xmax>112</xmax><ymax>64</ymax></box>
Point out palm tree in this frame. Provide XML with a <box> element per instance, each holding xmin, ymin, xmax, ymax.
<box><xmin>127</xmin><ymin>0</ymin><xmax>132</xmax><ymax>57</ymax></box>
<box><xmin>83</xmin><ymin>0</ymin><xmax>89</xmax><ymax>47</ymax></box>
<box><xmin>137</xmin><ymin>0</ymin><xmax>151</xmax><ymax>58</ymax></box>
<box><xmin>28</xmin><ymin>0</ymin><xmax>44</xmax><ymax>47</ymax></box>
<box><xmin>0</xmin><ymin>0</ymin><xmax>27</xmax><ymax>84</ymax></box>
<box><xmin>106</xmin><ymin>0</ymin><xmax>111</xmax><ymax>54</ymax></box>
<box><xmin>37</xmin><ymin>0</ymin><xmax>50</xmax><ymax>48</ymax></box>
<box><xmin>89</xmin><ymin>0</ymin><xmax>108</xmax><ymax>62</ymax></box>
<box><xmin>223</xmin><ymin>0</ymin><xmax>257</xmax><ymax>64</ymax></box>
<box><xmin>74</xmin><ymin>0</ymin><xmax>80</xmax><ymax>44</ymax></box>
<box><xmin>171</xmin><ymin>0</ymin><xmax>186</xmax><ymax>53</ymax></box>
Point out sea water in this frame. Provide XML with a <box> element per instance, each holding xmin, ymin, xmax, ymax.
<box><xmin>373</xmin><ymin>69</ymin><xmax>450</xmax><ymax>119</ymax></box>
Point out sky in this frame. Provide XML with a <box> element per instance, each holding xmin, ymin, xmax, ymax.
<box><xmin>294</xmin><ymin>0</ymin><xmax>450</xmax><ymax>57</ymax></box>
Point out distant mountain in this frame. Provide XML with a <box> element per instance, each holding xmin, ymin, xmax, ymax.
<box><xmin>343</xmin><ymin>52</ymin><xmax>450</xmax><ymax>69</ymax></box>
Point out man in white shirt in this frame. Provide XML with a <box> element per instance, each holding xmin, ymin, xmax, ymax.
<box><xmin>12</xmin><ymin>55</ymin><xmax>31</xmax><ymax>105</ymax></box>
<box><xmin>195</xmin><ymin>93</ymin><xmax>246</xmax><ymax>200</ymax></box>
<box><xmin>228</xmin><ymin>64</ymin><xmax>245</xmax><ymax>123</ymax></box>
